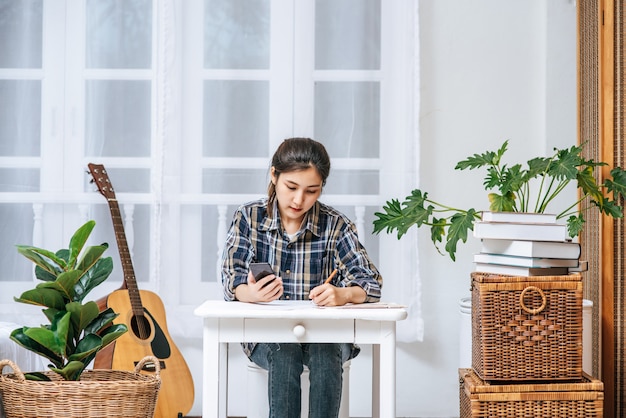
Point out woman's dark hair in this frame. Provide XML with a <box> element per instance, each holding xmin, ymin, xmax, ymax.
<box><xmin>267</xmin><ymin>138</ymin><xmax>331</xmax><ymax>212</ymax></box>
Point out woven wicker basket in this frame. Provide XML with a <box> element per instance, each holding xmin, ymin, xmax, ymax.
<box><xmin>471</xmin><ymin>272</ymin><xmax>583</xmax><ymax>381</ymax></box>
<box><xmin>0</xmin><ymin>356</ymin><xmax>161</xmax><ymax>418</ymax></box>
<box><xmin>459</xmin><ymin>368</ymin><xmax>604</xmax><ymax>418</ymax></box>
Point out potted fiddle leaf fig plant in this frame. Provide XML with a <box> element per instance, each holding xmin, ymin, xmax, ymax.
<box><xmin>9</xmin><ymin>219</ymin><xmax>128</xmax><ymax>381</ymax></box>
<box><xmin>373</xmin><ymin>140</ymin><xmax>626</xmax><ymax>261</ymax></box>
<box><xmin>0</xmin><ymin>220</ymin><xmax>161</xmax><ymax>418</ymax></box>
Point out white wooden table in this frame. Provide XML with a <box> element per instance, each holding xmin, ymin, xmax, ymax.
<box><xmin>194</xmin><ymin>300</ymin><xmax>407</xmax><ymax>418</ymax></box>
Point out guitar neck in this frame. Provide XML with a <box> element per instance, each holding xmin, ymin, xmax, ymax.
<box><xmin>107</xmin><ymin>197</ymin><xmax>144</xmax><ymax>317</ymax></box>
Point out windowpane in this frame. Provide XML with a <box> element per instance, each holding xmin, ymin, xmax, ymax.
<box><xmin>315</xmin><ymin>0</ymin><xmax>380</xmax><ymax>70</ymax></box>
<box><xmin>0</xmin><ymin>80</ymin><xmax>41</xmax><ymax>156</ymax></box>
<box><xmin>204</xmin><ymin>0</ymin><xmax>270</xmax><ymax>69</ymax></box>
<box><xmin>0</xmin><ymin>0</ymin><xmax>43</xmax><ymax>68</ymax></box>
<box><xmin>85</xmin><ymin>80</ymin><xmax>151</xmax><ymax>157</ymax></box>
<box><xmin>203</xmin><ymin>169</ymin><xmax>267</xmax><ymax>194</ymax></box>
<box><xmin>201</xmin><ymin>204</ymin><xmax>221</xmax><ymax>283</ymax></box>
<box><xmin>0</xmin><ymin>204</ymin><xmax>35</xmax><ymax>282</ymax></box>
<box><xmin>203</xmin><ymin>80</ymin><xmax>269</xmax><ymax>157</ymax></box>
<box><xmin>314</xmin><ymin>82</ymin><xmax>380</xmax><ymax>158</ymax></box>
<box><xmin>85</xmin><ymin>0</ymin><xmax>152</xmax><ymax>69</ymax></box>
<box><xmin>86</xmin><ymin>168</ymin><xmax>151</xmax><ymax>194</ymax></box>
<box><xmin>0</xmin><ymin>169</ymin><xmax>39</xmax><ymax>192</ymax></box>
<box><xmin>325</xmin><ymin>170</ymin><xmax>379</xmax><ymax>195</ymax></box>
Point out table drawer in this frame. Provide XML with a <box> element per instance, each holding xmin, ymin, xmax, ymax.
<box><xmin>244</xmin><ymin>318</ymin><xmax>355</xmax><ymax>343</ymax></box>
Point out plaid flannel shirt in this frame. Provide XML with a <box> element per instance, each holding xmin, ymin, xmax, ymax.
<box><xmin>221</xmin><ymin>197</ymin><xmax>383</xmax><ymax>357</ymax></box>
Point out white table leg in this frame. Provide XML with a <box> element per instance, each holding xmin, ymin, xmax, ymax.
<box><xmin>372</xmin><ymin>343</ymin><xmax>381</xmax><ymax>418</ymax></box>
<box><xmin>202</xmin><ymin>317</ymin><xmax>221</xmax><ymax>418</ymax></box>
<box><xmin>219</xmin><ymin>342</ymin><xmax>228</xmax><ymax>418</ymax></box>
<box><xmin>378</xmin><ymin>322</ymin><xmax>396</xmax><ymax>418</ymax></box>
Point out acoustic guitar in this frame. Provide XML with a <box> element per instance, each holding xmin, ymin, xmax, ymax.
<box><xmin>89</xmin><ymin>163</ymin><xmax>194</xmax><ymax>418</ymax></box>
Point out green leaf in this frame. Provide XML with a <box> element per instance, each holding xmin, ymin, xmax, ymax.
<box><xmin>24</xmin><ymin>311</ymin><xmax>71</xmax><ymax>357</ymax></box>
<box><xmin>606</xmin><ymin>167</ymin><xmax>626</xmax><ymax>200</ymax></box>
<box><xmin>373</xmin><ymin>198</ymin><xmax>404</xmax><ymax>236</ymax></box>
<box><xmin>549</xmin><ymin>145</ymin><xmax>584</xmax><ymax>180</ymax></box>
<box><xmin>67</xmin><ymin>220</ymin><xmax>96</xmax><ymax>269</ymax></box>
<box><xmin>526</xmin><ymin>156</ymin><xmax>552</xmax><ymax>179</ymax></box>
<box><xmin>455</xmin><ymin>140</ymin><xmax>508</xmax><ymax>170</ymax></box>
<box><xmin>74</xmin><ymin>257</ymin><xmax>113</xmax><ymax>302</ymax></box>
<box><xmin>50</xmin><ymin>360</ymin><xmax>86</xmax><ymax>381</ymax></box>
<box><xmin>444</xmin><ymin>210</ymin><xmax>478</xmax><ymax>261</ymax></box>
<box><xmin>566</xmin><ymin>214</ymin><xmax>585</xmax><ymax>238</ymax></box>
<box><xmin>24</xmin><ymin>372</ymin><xmax>52</xmax><ymax>381</ymax></box>
<box><xmin>66</xmin><ymin>301</ymin><xmax>100</xmax><ymax>336</ymax></box>
<box><xmin>16</xmin><ymin>245</ymin><xmax>66</xmax><ymax>276</ymax></box>
<box><xmin>100</xmin><ymin>323</ymin><xmax>128</xmax><ymax>347</ymax></box>
<box><xmin>42</xmin><ymin>307</ymin><xmax>62</xmax><ymax>323</ymax></box>
<box><xmin>75</xmin><ymin>244</ymin><xmax>109</xmax><ymax>272</ymax></box>
<box><xmin>593</xmin><ymin>197</ymin><xmax>624</xmax><ymax>219</ymax></box>
<box><xmin>69</xmin><ymin>333</ymin><xmax>103</xmax><ymax>362</ymax></box>
<box><xmin>488</xmin><ymin>192</ymin><xmax>516</xmax><ymax>212</ymax></box>
<box><xmin>36</xmin><ymin>270</ymin><xmax>82</xmax><ymax>301</ymax></box>
<box><xmin>14</xmin><ymin>288</ymin><xmax>66</xmax><ymax>310</ymax></box>
<box><xmin>373</xmin><ymin>191</ymin><xmax>433</xmax><ymax>239</ymax></box>
<box><xmin>483</xmin><ymin>166</ymin><xmax>502</xmax><ymax>190</ymax></box>
<box><xmin>577</xmin><ymin>166</ymin><xmax>604</xmax><ymax>203</ymax></box>
<box><xmin>499</xmin><ymin>164</ymin><xmax>525</xmax><ymax>194</ymax></box>
<box><xmin>34</xmin><ymin>265</ymin><xmax>59</xmax><ymax>282</ymax></box>
<box><xmin>10</xmin><ymin>327</ymin><xmax>64</xmax><ymax>368</ymax></box>
<box><xmin>429</xmin><ymin>217</ymin><xmax>446</xmax><ymax>244</ymax></box>
<box><xmin>402</xmin><ymin>190</ymin><xmax>434</xmax><ymax>222</ymax></box>
<box><xmin>85</xmin><ymin>308</ymin><xmax>119</xmax><ymax>334</ymax></box>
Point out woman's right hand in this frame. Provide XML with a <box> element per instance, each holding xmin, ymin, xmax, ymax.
<box><xmin>234</xmin><ymin>271</ymin><xmax>283</xmax><ymax>302</ymax></box>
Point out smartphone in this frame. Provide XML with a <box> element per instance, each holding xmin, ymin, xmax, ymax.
<box><xmin>249</xmin><ymin>262</ymin><xmax>276</xmax><ymax>285</ymax></box>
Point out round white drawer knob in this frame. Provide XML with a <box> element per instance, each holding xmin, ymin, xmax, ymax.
<box><xmin>293</xmin><ymin>324</ymin><xmax>306</xmax><ymax>338</ymax></box>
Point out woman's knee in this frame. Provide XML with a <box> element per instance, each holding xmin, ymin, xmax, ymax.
<box><xmin>252</xmin><ymin>343</ymin><xmax>305</xmax><ymax>374</ymax></box>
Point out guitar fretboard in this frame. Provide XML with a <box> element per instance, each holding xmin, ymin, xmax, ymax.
<box><xmin>88</xmin><ymin>163</ymin><xmax>145</xmax><ymax>321</ymax></box>
<box><xmin>107</xmin><ymin>198</ymin><xmax>144</xmax><ymax>319</ymax></box>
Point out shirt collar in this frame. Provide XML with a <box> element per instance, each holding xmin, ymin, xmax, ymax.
<box><xmin>260</xmin><ymin>199</ymin><xmax>322</xmax><ymax>238</ymax></box>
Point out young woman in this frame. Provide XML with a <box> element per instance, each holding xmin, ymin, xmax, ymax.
<box><xmin>221</xmin><ymin>137</ymin><xmax>383</xmax><ymax>418</ymax></box>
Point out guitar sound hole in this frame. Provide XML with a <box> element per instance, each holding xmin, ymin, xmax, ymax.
<box><xmin>130</xmin><ymin>315</ymin><xmax>152</xmax><ymax>340</ymax></box>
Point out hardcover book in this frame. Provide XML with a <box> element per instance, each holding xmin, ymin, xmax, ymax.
<box><xmin>480</xmin><ymin>239</ymin><xmax>581</xmax><ymax>259</ymax></box>
<box><xmin>473</xmin><ymin>253</ymin><xmax>579</xmax><ymax>268</ymax></box>
<box><xmin>473</xmin><ymin>221</ymin><xmax>567</xmax><ymax>242</ymax></box>
<box><xmin>480</xmin><ymin>211</ymin><xmax>557</xmax><ymax>224</ymax></box>
<box><xmin>473</xmin><ymin>263</ymin><xmax>570</xmax><ymax>276</ymax></box>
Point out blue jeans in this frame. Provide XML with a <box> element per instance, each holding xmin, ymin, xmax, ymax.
<box><xmin>249</xmin><ymin>342</ymin><xmax>352</xmax><ymax>418</ymax></box>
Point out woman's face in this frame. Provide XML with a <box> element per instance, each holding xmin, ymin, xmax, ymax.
<box><xmin>272</xmin><ymin>166</ymin><xmax>323</xmax><ymax>227</ymax></box>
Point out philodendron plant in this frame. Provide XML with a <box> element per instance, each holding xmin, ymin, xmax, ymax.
<box><xmin>373</xmin><ymin>140</ymin><xmax>626</xmax><ymax>261</ymax></box>
<box><xmin>10</xmin><ymin>220</ymin><xmax>128</xmax><ymax>381</ymax></box>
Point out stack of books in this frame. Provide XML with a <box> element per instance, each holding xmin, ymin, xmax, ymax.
<box><xmin>472</xmin><ymin>212</ymin><xmax>582</xmax><ymax>276</ymax></box>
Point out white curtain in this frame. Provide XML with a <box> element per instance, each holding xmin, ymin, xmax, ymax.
<box><xmin>0</xmin><ymin>1</ymin><xmax>421</xmax><ymax>414</ymax></box>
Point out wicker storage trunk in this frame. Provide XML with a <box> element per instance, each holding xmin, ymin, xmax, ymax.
<box><xmin>0</xmin><ymin>357</ymin><xmax>161</xmax><ymax>418</ymax></box>
<box><xmin>459</xmin><ymin>368</ymin><xmax>603</xmax><ymax>418</ymax></box>
<box><xmin>471</xmin><ymin>272</ymin><xmax>583</xmax><ymax>381</ymax></box>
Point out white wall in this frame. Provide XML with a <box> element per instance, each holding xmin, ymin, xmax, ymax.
<box><xmin>393</xmin><ymin>1</ymin><xmax>576</xmax><ymax>417</ymax></box>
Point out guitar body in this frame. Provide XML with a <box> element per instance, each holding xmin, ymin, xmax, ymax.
<box><xmin>88</xmin><ymin>163</ymin><xmax>194</xmax><ymax>418</ymax></box>
<box><xmin>95</xmin><ymin>289</ymin><xmax>194</xmax><ymax>418</ymax></box>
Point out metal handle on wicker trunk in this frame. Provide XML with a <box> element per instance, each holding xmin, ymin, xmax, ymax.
<box><xmin>519</xmin><ymin>286</ymin><xmax>547</xmax><ymax>314</ymax></box>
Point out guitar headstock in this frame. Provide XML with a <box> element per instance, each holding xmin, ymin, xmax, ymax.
<box><xmin>88</xmin><ymin>163</ymin><xmax>116</xmax><ymax>200</ymax></box>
